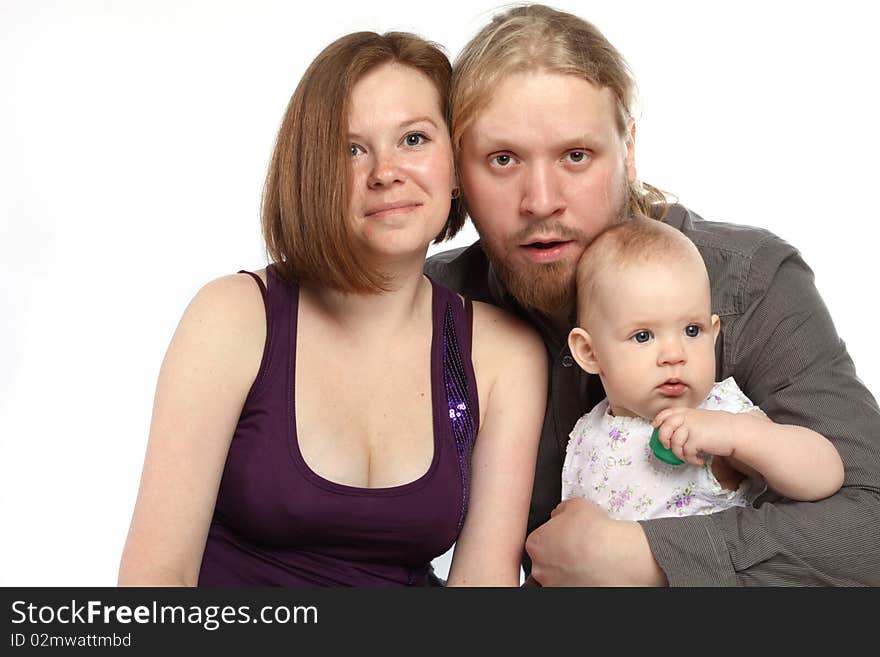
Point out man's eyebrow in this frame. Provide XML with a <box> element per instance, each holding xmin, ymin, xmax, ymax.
<box><xmin>555</xmin><ymin>132</ymin><xmax>610</xmax><ymax>148</ymax></box>
<box><xmin>470</xmin><ymin>130</ymin><xmax>609</xmax><ymax>150</ymax></box>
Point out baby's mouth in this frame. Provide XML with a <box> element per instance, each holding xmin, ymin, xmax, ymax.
<box><xmin>657</xmin><ymin>379</ymin><xmax>687</xmax><ymax>397</ymax></box>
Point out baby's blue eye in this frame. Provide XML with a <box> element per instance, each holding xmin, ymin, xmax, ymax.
<box><xmin>349</xmin><ymin>144</ymin><xmax>365</xmax><ymax>157</ymax></box>
<box><xmin>632</xmin><ymin>330</ymin><xmax>652</xmax><ymax>344</ymax></box>
<box><xmin>684</xmin><ymin>325</ymin><xmax>701</xmax><ymax>338</ymax></box>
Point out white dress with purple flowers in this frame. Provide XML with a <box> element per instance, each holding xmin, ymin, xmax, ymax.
<box><xmin>561</xmin><ymin>377</ymin><xmax>766</xmax><ymax>521</ymax></box>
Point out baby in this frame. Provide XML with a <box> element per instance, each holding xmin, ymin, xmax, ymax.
<box><xmin>563</xmin><ymin>219</ymin><xmax>844</xmax><ymax>520</ymax></box>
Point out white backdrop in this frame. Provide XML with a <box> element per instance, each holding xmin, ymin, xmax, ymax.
<box><xmin>2</xmin><ymin>0</ymin><xmax>878</xmax><ymax>585</ymax></box>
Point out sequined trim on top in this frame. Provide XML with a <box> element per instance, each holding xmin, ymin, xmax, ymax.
<box><xmin>442</xmin><ymin>303</ymin><xmax>477</xmax><ymax>530</ymax></box>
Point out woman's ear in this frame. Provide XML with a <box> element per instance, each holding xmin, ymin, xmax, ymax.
<box><xmin>625</xmin><ymin>121</ymin><xmax>637</xmax><ymax>183</ymax></box>
<box><xmin>568</xmin><ymin>327</ymin><xmax>601</xmax><ymax>374</ymax></box>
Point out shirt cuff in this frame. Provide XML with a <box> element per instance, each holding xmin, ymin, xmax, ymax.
<box><xmin>639</xmin><ymin>515</ymin><xmax>738</xmax><ymax>586</ymax></box>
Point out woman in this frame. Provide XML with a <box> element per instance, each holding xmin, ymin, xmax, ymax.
<box><xmin>117</xmin><ymin>31</ymin><xmax>547</xmax><ymax>586</ymax></box>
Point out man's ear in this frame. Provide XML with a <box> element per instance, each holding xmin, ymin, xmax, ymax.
<box><xmin>568</xmin><ymin>327</ymin><xmax>601</xmax><ymax>374</ymax></box>
<box><xmin>711</xmin><ymin>313</ymin><xmax>721</xmax><ymax>344</ymax></box>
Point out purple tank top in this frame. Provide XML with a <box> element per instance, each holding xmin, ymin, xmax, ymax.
<box><xmin>198</xmin><ymin>266</ymin><xmax>479</xmax><ymax>586</ymax></box>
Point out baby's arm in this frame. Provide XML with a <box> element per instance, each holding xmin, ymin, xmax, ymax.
<box><xmin>652</xmin><ymin>407</ymin><xmax>844</xmax><ymax>501</ymax></box>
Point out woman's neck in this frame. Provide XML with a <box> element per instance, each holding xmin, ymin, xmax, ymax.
<box><xmin>302</xmin><ymin>264</ymin><xmax>432</xmax><ymax>340</ymax></box>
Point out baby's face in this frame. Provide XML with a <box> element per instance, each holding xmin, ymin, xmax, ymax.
<box><xmin>580</xmin><ymin>256</ymin><xmax>719</xmax><ymax>420</ymax></box>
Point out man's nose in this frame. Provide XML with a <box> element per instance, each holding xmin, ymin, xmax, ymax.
<box><xmin>367</xmin><ymin>150</ymin><xmax>405</xmax><ymax>188</ymax></box>
<box><xmin>520</xmin><ymin>162</ymin><xmax>564</xmax><ymax>218</ymax></box>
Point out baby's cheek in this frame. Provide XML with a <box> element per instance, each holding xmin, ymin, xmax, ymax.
<box><xmin>692</xmin><ymin>360</ymin><xmax>717</xmax><ymax>402</ymax></box>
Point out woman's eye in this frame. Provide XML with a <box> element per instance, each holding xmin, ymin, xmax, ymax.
<box><xmin>349</xmin><ymin>144</ymin><xmax>365</xmax><ymax>157</ymax></box>
<box><xmin>631</xmin><ymin>330</ymin><xmax>652</xmax><ymax>344</ymax></box>
<box><xmin>684</xmin><ymin>325</ymin><xmax>701</xmax><ymax>338</ymax></box>
<box><xmin>404</xmin><ymin>133</ymin><xmax>428</xmax><ymax>146</ymax></box>
<box><xmin>491</xmin><ymin>154</ymin><xmax>514</xmax><ymax>167</ymax></box>
<box><xmin>565</xmin><ymin>150</ymin><xmax>589</xmax><ymax>163</ymax></box>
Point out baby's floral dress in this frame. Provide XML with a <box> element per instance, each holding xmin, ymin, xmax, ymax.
<box><xmin>561</xmin><ymin>377</ymin><xmax>766</xmax><ymax>520</ymax></box>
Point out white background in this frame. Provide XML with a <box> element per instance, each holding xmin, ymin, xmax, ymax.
<box><xmin>2</xmin><ymin>0</ymin><xmax>878</xmax><ymax>585</ymax></box>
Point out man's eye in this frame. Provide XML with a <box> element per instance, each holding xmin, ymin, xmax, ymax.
<box><xmin>565</xmin><ymin>150</ymin><xmax>589</xmax><ymax>163</ymax></box>
<box><xmin>491</xmin><ymin>154</ymin><xmax>514</xmax><ymax>167</ymax></box>
<box><xmin>404</xmin><ymin>133</ymin><xmax>428</xmax><ymax>146</ymax></box>
<box><xmin>631</xmin><ymin>330</ymin><xmax>652</xmax><ymax>344</ymax></box>
<box><xmin>349</xmin><ymin>144</ymin><xmax>365</xmax><ymax>157</ymax></box>
<box><xmin>684</xmin><ymin>325</ymin><xmax>701</xmax><ymax>338</ymax></box>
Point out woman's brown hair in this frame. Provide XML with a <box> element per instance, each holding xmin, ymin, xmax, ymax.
<box><xmin>261</xmin><ymin>31</ymin><xmax>464</xmax><ymax>293</ymax></box>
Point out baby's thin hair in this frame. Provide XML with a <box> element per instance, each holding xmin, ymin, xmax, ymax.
<box><xmin>575</xmin><ymin>218</ymin><xmax>704</xmax><ymax>326</ymax></box>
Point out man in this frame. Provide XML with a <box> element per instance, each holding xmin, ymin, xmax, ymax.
<box><xmin>426</xmin><ymin>4</ymin><xmax>880</xmax><ymax>585</ymax></box>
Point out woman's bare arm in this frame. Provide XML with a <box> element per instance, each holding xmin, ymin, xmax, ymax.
<box><xmin>446</xmin><ymin>302</ymin><xmax>547</xmax><ymax>586</ymax></box>
<box><xmin>118</xmin><ymin>274</ymin><xmax>266</xmax><ymax>586</ymax></box>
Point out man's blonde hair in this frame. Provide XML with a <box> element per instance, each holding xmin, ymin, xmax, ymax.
<box><xmin>451</xmin><ymin>3</ymin><xmax>667</xmax><ymax>221</ymax></box>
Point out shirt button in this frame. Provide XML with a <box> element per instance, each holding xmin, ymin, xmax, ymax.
<box><xmin>561</xmin><ymin>355</ymin><xmax>574</xmax><ymax>368</ymax></box>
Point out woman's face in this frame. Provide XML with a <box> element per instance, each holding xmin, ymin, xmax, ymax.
<box><xmin>346</xmin><ymin>63</ymin><xmax>456</xmax><ymax>265</ymax></box>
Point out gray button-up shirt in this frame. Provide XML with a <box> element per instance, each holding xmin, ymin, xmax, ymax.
<box><xmin>425</xmin><ymin>204</ymin><xmax>880</xmax><ymax>586</ymax></box>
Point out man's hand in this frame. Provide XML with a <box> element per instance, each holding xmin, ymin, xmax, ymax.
<box><xmin>651</xmin><ymin>408</ymin><xmax>743</xmax><ymax>466</ymax></box>
<box><xmin>525</xmin><ymin>498</ymin><xmax>668</xmax><ymax>586</ymax></box>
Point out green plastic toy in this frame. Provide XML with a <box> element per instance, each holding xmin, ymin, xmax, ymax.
<box><xmin>650</xmin><ymin>427</ymin><xmax>684</xmax><ymax>466</ymax></box>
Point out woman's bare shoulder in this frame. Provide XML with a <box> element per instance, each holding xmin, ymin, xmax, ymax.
<box><xmin>187</xmin><ymin>270</ymin><xmax>266</xmax><ymax>323</ymax></box>
<box><xmin>470</xmin><ymin>300</ymin><xmax>546</xmax><ymax>373</ymax></box>
<box><xmin>171</xmin><ymin>271</ymin><xmax>268</xmax><ymax>368</ymax></box>
<box><xmin>471</xmin><ymin>300</ymin><xmax>543</xmax><ymax>348</ymax></box>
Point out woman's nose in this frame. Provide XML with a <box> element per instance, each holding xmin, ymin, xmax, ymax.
<box><xmin>367</xmin><ymin>150</ymin><xmax>405</xmax><ymax>188</ymax></box>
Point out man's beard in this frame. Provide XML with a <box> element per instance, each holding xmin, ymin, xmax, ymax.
<box><xmin>477</xmin><ymin>202</ymin><xmax>630</xmax><ymax>318</ymax></box>
<box><xmin>487</xmin><ymin>246</ymin><xmax>577</xmax><ymax>316</ymax></box>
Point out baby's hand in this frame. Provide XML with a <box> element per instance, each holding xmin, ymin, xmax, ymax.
<box><xmin>650</xmin><ymin>408</ymin><xmax>738</xmax><ymax>466</ymax></box>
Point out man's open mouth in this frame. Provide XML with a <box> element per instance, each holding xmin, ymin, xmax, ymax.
<box><xmin>527</xmin><ymin>241</ymin><xmax>563</xmax><ymax>249</ymax></box>
<box><xmin>518</xmin><ymin>239</ymin><xmax>576</xmax><ymax>263</ymax></box>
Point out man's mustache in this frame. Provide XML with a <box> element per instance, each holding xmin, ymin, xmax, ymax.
<box><xmin>511</xmin><ymin>221</ymin><xmax>588</xmax><ymax>245</ymax></box>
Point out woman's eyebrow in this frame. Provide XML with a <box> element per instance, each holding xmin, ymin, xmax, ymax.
<box><xmin>347</xmin><ymin>116</ymin><xmax>440</xmax><ymax>141</ymax></box>
<box><xmin>399</xmin><ymin>116</ymin><xmax>439</xmax><ymax>129</ymax></box>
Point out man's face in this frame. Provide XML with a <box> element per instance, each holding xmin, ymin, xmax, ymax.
<box><xmin>459</xmin><ymin>71</ymin><xmax>636</xmax><ymax>316</ymax></box>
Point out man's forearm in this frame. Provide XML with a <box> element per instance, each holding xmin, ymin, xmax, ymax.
<box><xmin>639</xmin><ymin>515</ymin><xmax>737</xmax><ymax>586</ymax></box>
<box><xmin>641</xmin><ymin>488</ymin><xmax>880</xmax><ymax>586</ymax></box>
<box><xmin>618</xmin><ymin>521</ymin><xmax>668</xmax><ymax>586</ymax></box>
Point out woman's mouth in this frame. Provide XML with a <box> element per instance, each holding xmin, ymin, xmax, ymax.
<box><xmin>365</xmin><ymin>201</ymin><xmax>421</xmax><ymax>218</ymax></box>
